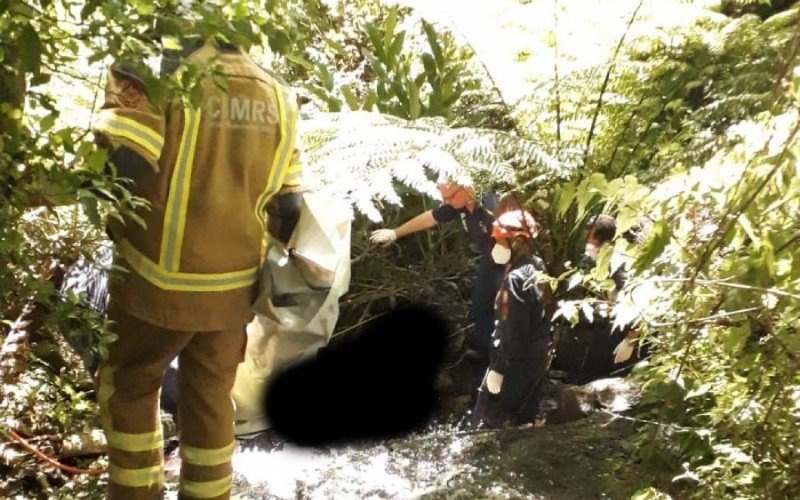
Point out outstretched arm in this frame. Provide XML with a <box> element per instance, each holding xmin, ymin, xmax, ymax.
<box><xmin>395</xmin><ymin>210</ymin><xmax>438</xmax><ymax>238</ymax></box>
<box><xmin>370</xmin><ymin>210</ymin><xmax>438</xmax><ymax>246</ymax></box>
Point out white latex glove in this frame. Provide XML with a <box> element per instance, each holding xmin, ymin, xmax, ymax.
<box><xmin>370</xmin><ymin>228</ymin><xmax>397</xmax><ymax>247</ymax></box>
<box><xmin>613</xmin><ymin>337</ymin><xmax>635</xmax><ymax>364</ymax></box>
<box><xmin>486</xmin><ymin>370</ymin><xmax>504</xmax><ymax>395</ymax></box>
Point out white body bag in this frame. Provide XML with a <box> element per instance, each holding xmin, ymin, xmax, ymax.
<box><xmin>232</xmin><ymin>192</ymin><xmax>352</xmax><ymax>436</ymax></box>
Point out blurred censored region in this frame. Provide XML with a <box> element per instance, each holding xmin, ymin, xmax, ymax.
<box><xmin>265</xmin><ymin>306</ymin><xmax>448</xmax><ymax>446</ymax></box>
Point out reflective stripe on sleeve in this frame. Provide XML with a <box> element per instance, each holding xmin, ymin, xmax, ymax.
<box><xmin>94</xmin><ymin>111</ymin><xmax>164</xmax><ymax>160</ymax></box>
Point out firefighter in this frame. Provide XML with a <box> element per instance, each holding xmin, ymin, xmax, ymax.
<box><xmin>473</xmin><ymin>210</ymin><xmax>552</xmax><ymax>429</ymax></box>
<box><xmin>92</xmin><ymin>36</ymin><xmax>304</xmax><ymax>499</ymax></box>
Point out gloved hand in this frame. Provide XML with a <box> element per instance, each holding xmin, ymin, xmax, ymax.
<box><xmin>370</xmin><ymin>228</ymin><xmax>397</xmax><ymax>247</ymax></box>
<box><xmin>613</xmin><ymin>337</ymin><xmax>635</xmax><ymax>364</ymax></box>
<box><xmin>486</xmin><ymin>370</ymin><xmax>504</xmax><ymax>395</ymax></box>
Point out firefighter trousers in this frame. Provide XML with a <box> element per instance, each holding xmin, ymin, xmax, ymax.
<box><xmin>98</xmin><ymin>304</ymin><xmax>247</xmax><ymax>499</ymax></box>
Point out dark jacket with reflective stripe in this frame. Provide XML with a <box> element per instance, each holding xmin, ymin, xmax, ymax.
<box><xmin>94</xmin><ymin>41</ymin><xmax>303</xmax><ymax>330</ymax></box>
<box><xmin>489</xmin><ymin>257</ymin><xmax>550</xmax><ymax>373</ymax></box>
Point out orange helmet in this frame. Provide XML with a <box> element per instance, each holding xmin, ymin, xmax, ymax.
<box><xmin>491</xmin><ymin>210</ymin><xmax>538</xmax><ymax>240</ymax></box>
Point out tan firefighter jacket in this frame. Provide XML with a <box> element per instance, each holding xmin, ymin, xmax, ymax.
<box><xmin>92</xmin><ymin>41</ymin><xmax>303</xmax><ymax>331</ymax></box>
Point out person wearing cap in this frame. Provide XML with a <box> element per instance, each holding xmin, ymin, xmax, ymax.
<box><xmin>370</xmin><ymin>176</ymin><xmax>504</xmax><ymax>359</ymax></box>
<box><xmin>473</xmin><ymin>210</ymin><xmax>552</xmax><ymax>428</ymax></box>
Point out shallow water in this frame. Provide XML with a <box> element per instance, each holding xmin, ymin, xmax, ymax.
<box><xmin>226</xmin><ymin>414</ymin><xmax>644</xmax><ymax>500</ymax></box>
<box><xmin>230</xmin><ymin>425</ymin><xmax>485</xmax><ymax>499</ymax></box>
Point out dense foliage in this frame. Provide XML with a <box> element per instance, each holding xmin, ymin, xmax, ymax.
<box><xmin>1</xmin><ymin>0</ymin><xmax>798</xmax><ymax>498</ymax></box>
<box><xmin>517</xmin><ymin>2</ymin><xmax>800</xmax><ymax>497</ymax></box>
<box><xmin>0</xmin><ymin>0</ymin><xmax>333</xmax><ymax>495</ymax></box>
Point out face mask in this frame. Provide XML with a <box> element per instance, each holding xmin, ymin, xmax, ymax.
<box><xmin>585</xmin><ymin>243</ymin><xmax>599</xmax><ymax>262</ymax></box>
<box><xmin>492</xmin><ymin>244</ymin><xmax>511</xmax><ymax>264</ymax></box>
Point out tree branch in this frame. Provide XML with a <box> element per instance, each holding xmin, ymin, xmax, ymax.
<box><xmin>0</xmin><ymin>428</ymin><xmax>105</xmax><ymax>476</ymax></box>
<box><xmin>581</xmin><ymin>0</ymin><xmax>645</xmax><ymax>168</ymax></box>
<box><xmin>655</xmin><ymin>277</ymin><xmax>800</xmax><ymax>302</ymax></box>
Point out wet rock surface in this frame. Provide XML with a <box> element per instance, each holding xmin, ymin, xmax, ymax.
<box><xmin>228</xmin><ymin>380</ymin><xmax>646</xmax><ymax>499</ymax></box>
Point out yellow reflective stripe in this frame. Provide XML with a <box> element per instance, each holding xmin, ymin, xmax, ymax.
<box><xmin>109</xmin><ymin>463</ymin><xmax>164</xmax><ymax>489</ymax></box>
<box><xmin>282</xmin><ymin>163</ymin><xmax>303</xmax><ymax>186</ymax></box>
<box><xmin>119</xmin><ymin>239</ymin><xmax>258</xmax><ymax>292</ymax></box>
<box><xmin>97</xmin><ymin>366</ymin><xmax>115</xmax><ymax>434</ymax></box>
<box><xmin>180</xmin><ymin>442</ymin><xmax>235</xmax><ymax>466</ymax></box>
<box><xmin>97</xmin><ymin>366</ymin><xmax>164</xmax><ymax>452</ymax></box>
<box><xmin>254</xmin><ymin>83</ymin><xmax>296</xmax><ymax>231</ymax></box>
<box><xmin>94</xmin><ymin>111</ymin><xmax>164</xmax><ymax>159</ymax></box>
<box><xmin>180</xmin><ymin>475</ymin><xmax>233</xmax><ymax>499</ymax></box>
<box><xmin>285</xmin><ymin>163</ymin><xmax>302</xmax><ymax>174</ymax></box>
<box><xmin>107</xmin><ymin>429</ymin><xmax>163</xmax><ymax>453</ymax></box>
<box><xmin>160</xmin><ymin>107</ymin><xmax>202</xmax><ymax>271</ymax></box>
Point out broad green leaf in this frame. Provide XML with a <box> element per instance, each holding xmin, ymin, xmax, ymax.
<box><xmin>39</xmin><ymin>114</ymin><xmax>56</xmax><ymax>133</ymax></box>
<box><xmin>285</xmin><ymin>53</ymin><xmax>314</xmax><ymax>71</ymax></box>
<box><xmin>737</xmin><ymin>214</ymin><xmax>760</xmax><ymax>247</ymax></box>
<box><xmin>80</xmin><ymin>0</ymin><xmax>102</xmax><ymax>20</ymax></box>
<box><xmin>316</xmin><ymin>65</ymin><xmax>333</xmax><ymax>90</ymax></box>
<box><xmin>441</xmin><ymin>69</ymin><xmax>459</xmax><ymax>102</ymax></box>
<box><xmin>616</xmin><ymin>205</ymin><xmax>638</xmax><ymax>236</ymax></box>
<box><xmin>340</xmin><ymin>84</ymin><xmax>359</xmax><ymax>111</ymax></box>
<box><xmin>366</xmin><ymin>25</ymin><xmax>384</xmax><ymax>60</ymax></box>
<box><xmin>557</xmin><ymin>183</ymin><xmax>576</xmax><ymax>216</ymax></box>
<box><xmin>594</xmin><ymin>244</ymin><xmax>613</xmax><ymax>281</ymax></box>
<box><xmin>389</xmin><ymin>32</ymin><xmax>405</xmax><ymax>65</ymax></box>
<box><xmin>421</xmin><ymin>53</ymin><xmax>436</xmax><ymax>77</ymax></box>
<box><xmin>80</xmin><ymin>196</ymin><xmax>102</xmax><ymax>227</ymax></box>
<box><xmin>575</xmin><ymin>182</ymin><xmax>595</xmax><ymax>218</ymax></box>
<box><xmin>130</xmin><ymin>0</ymin><xmax>154</xmax><ymax>15</ymax></box>
<box><xmin>383</xmin><ymin>7</ymin><xmax>398</xmax><ymax>51</ymax></box>
<box><xmin>323</xmin><ymin>36</ymin><xmax>346</xmax><ymax>57</ymax></box>
<box><xmin>362</xmin><ymin>90</ymin><xmax>378</xmax><ymax>111</ymax></box>
<box><xmin>408</xmin><ymin>80</ymin><xmax>420</xmax><ymax>119</ymax></box>
<box><xmin>588</xmin><ymin>172</ymin><xmax>608</xmax><ymax>193</ymax></box>
<box><xmin>85</xmin><ymin>149</ymin><xmax>109</xmax><ymax>174</ymax></box>
<box><xmin>634</xmin><ymin>220</ymin><xmax>669</xmax><ymax>273</ymax></box>
<box><xmin>18</xmin><ymin>24</ymin><xmax>42</xmax><ymax>76</ymax></box>
<box><xmin>422</xmin><ymin>20</ymin><xmax>444</xmax><ymax>70</ymax></box>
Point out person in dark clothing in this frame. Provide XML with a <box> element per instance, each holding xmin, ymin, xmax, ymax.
<box><xmin>370</xmin><ymin>176</ymin><xmax>504</xmax><ymax>356</ymax></box>
<box><xmin>554</xmin><ymin>214</ymin><xmax>632</xmax><ymax>384</ymax></box>
<box><xmin>474</xmin><ymin>210</ymin><xmax>552</xmax><ymax>429</ymax></box>
<box><xmin>580</xmin><ymin>214</ymin><xmax>627</xmax><ymax>289</ymax></box>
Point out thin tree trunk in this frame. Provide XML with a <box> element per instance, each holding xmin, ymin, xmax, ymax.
<box><xmin>553</xmin><ymin>0</ymin><xmax>562</xmax><ymax>152</ymax></box>
<box><xmin>582</xmin><ymin>0</ymin><xmax>645</xmax><ymax>168</ymax></box>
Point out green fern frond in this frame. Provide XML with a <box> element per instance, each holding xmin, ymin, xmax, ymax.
<box><xmin>720</xmin><ymin>14</ymin><xmax>762</xmax><ymax>47</ymax></box>
<box><xmin>299</xmin><ymin>111</ymin><xmax>561</xmax><ymax>221</ymax></box>
<box><xmin>762</xmin><ymin>6</ymin><xmax>800</xmax><ymax>31</ymax></box>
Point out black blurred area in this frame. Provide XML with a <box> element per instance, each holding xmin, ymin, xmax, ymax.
<box><xmin>265</xmin><ymin>306</ymin><xmax>448</xmax><ymax>447</ymax></box>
